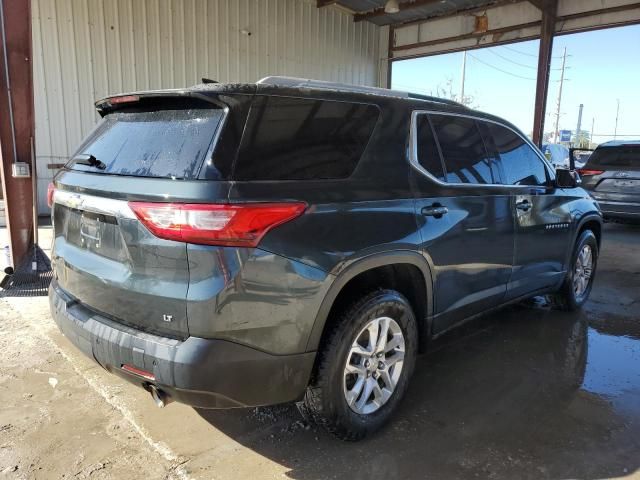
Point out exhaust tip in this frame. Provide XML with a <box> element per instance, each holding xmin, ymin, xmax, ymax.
<box><xmin>148</xmin><ymin>384</ymin><xmax>172</xmax><ymax>408</ymax></box>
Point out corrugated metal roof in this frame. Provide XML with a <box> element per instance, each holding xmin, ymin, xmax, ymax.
<box><xmin>338</xmin><ymin>0</ymin><xmax>502</xmax><ymax>26</ymax></box>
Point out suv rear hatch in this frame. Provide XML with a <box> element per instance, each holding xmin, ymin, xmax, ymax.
<box><xmin>580</xmin><ymin>145</ymin><xmax>640</xmax><ymax>200</ymax></box>
<box><xmin>51</xmin><ymin>94</ymin><xmax>229</xmax><ymax>339</ymax></box>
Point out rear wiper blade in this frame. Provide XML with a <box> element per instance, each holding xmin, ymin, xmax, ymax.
<box><xmin>72</xmin><ymin>154</ymin><xmax>106</xmax><ymax>170</ymax></box>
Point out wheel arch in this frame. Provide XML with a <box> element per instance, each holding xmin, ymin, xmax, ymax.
<box><xmin>565</xmin><ymin>212</ymin><xmax>603</xmax><ymax>269</ymax></box>
<box><xmin>576</xmin><ymin>215</ymin><xmax>602</xmax><ymax>249</ymax></box>
<box><xmin>305</xmin><ymin>251</ymin><xmax>434</xmax><ymax>355</ymax></box>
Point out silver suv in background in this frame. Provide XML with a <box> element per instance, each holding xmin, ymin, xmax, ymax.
<box><xmin>578</xmin><ymin>140</ymin><xmax>640</xmax><ymax>223</ymax></box>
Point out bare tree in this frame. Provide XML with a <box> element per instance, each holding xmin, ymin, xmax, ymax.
<box><xmin>431</xmin><ymin>77</ymin><xmax>477</xmax><ymax>108</ymax></box>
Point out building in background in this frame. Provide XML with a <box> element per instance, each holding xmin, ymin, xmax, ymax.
<box><xmin>31</xmin><ymin>0</ymin><xmax>385</xmax><ymax>213</ymax></box>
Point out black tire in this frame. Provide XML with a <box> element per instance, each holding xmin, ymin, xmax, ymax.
<box><xmin>303</xmin><ymin>289</ymin><xmax>418</xmax><ymax>441</ymax></box>
<box><xmin>552</xmin><ymin>230</ymin><xmax>598</xmax><ymax>311</ymax></box>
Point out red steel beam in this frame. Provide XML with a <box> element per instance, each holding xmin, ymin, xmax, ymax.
<box><xmin>0</xmin><ymin>0</ymin><xmax>35</xmax><ymax>269</ymax></box>
<box><xmin>387</xmin><ymin>0</ymin><xmax>523</xmax><ymax>29</ymax></box>
<box><xmin>532</xmin><ymin>0</ymin><xmax>557</xmax><ymax>146</ymax></box>
<box><xmin>391</xmin><ymin>19</ymin><xmax>541</xmax><ymax>52</ymax></box>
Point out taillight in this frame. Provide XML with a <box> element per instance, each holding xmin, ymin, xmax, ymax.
<box><xmin>576</xmin><ymin>169</ymin><xmax>604</xmax><ymax>176</ymax></box>
<box><xmin>47</xmin><ymin>183</ymin><xmax>55</xmax><ymax>207</ymax></box>
<box><xmin>108</xmin><ymin>94</ymin><xmax>140</xmax><ymax>104</ymax></box>
<box><xmin>129</xmin><ymin>202</ymin><xmax>306</xmax><ymax>247</ymax></box>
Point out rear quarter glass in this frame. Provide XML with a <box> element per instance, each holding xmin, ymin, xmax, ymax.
<box><xmin>233</xmin><ymin>95</ymin><xmax>380</xmax><ymax>181</ymax></box>
<box><xmin>68</xmin><ymin>103</ymin><xmax>225</xmax><ymax>179</ymax></box>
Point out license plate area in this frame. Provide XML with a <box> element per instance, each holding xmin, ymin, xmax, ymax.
<box><xmin>613</xmin><ymin>179</ymin><xmax>639</xmax><ymax>187</ymax></box>
<box><xmin>80</xmin><ymin>213</ymin><xmax>102</xmax><ymax>248</ymax></box>
<box><xmin>69</xmin><ymin>208</ymin><xmax>123</xmax><ymax>259</ymax></box>
<box><xmin>612</xmin><ymin>179</ymin><xmax>640</xmax><ymax>193</ymax></box>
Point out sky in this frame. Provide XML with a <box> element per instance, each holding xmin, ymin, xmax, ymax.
<box><xmin>391</xmin><ymin>25</ymin><xmax>640</xmax><ymax>144</ymax></box>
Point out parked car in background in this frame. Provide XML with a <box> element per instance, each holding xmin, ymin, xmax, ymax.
<box><xmin>542</xmin><ymin>143</ymin><xmax>571</xmax><ymax>169</ymax></box>
<box><xmin>48</xmin><ymin>77</ymin><xmax>602</xmax><ymax>440</ymax></box>
<box><xmin>579</xmin><ymin>140</ymin><xmax>640</xmax><ymax>223</ymax></box>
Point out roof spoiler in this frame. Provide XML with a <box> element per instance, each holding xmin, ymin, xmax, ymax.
<box><xmin>94</xmin><ymin>90</ymin><xmax>223</xmax><ymax>116</ymax></box>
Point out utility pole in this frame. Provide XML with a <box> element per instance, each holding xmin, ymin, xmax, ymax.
<box><xmin>553</xmin><ymin>47</ymin><xmax>567</xmax><ymax>143</ymax></box>
<box><xmin>614</xmin><ymin>98</ymin><xmax>620</xmax><ymax>139</ymax></box>
<box><xmin>575</xmin><ymin>103</ymin><xmax>583</xmax><ymax>146</ymax></box>
<box><xmin>590</xmin><ymin>117</ymin><xmax>595</xmax><ymax>147</ymax></box>
<box><xmin>460</xmin><ymin>50</ymin><xmax>467</xmax><ymax>104</ymax></box>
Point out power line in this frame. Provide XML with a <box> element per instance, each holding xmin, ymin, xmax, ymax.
<box><xmin>591</xmin><ymin>133</ymin><xmax>640</xmax><ymax>137</ymax></box>
<box><xmin>501</xmin><ymin>44</ymin><xmax>563</xmax><ymax>59</ymax></box>
<box><xmin>487</xmin><ymin>48</ymin><xmax>563</xmax><ymax>70</ymax></box>
<box><xmin>467</xmin><ymin>53</ymin><xmax>537</xmax><ymax>80</ymax></box>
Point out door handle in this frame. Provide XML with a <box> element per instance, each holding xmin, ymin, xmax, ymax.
<box><xmin>421</xmin><ymin>204</ymin><xmax>448</xmax><ymax>218</ymax></box>
<box><xmin>515</xmin><ymin>199</ymin><xmax>532</xmax><ymax>212</ymax></box>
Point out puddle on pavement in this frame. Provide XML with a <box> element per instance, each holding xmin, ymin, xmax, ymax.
<box><xmin>197</xmin><ymin>304</ymin><xmax>640</xmax><ymax>480</ymax></box>
<box><xmin>582</xmin><ymin>328</ymin><xmax>640</xmax><ymax>415</ymax></box>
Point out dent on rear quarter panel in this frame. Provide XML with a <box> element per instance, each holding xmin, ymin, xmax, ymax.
<box><xmin>185</xmin><ymin>244</ymin><xmax>331</xmax><ymax>355</ymax></box>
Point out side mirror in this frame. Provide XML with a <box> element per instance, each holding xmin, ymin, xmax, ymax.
<box><xmin>556</xmin><ymin>168</ymin><xmax>581</xmax><ymax>188</ymax></box>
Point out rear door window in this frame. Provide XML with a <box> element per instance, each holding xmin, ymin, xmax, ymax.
<box><xmin>487</xmin><ymin>123</ymin><xmax>549</xmax><ymax>186</ymax></box>
<box><xmin>429</xmin><ymin>114</ymin><xmax>501</xmax><ymax>185</ymax></box>
<box><xmin>70</xmin><ymin>105</ymin><xmax>224</xmax><ymax>179</ymax></box>
<box><xmin>414</xmin><ymin>114</ymin><xmax>446</xmax><ymax>181</ymax></box>
<box><xmin>234</xmin><ymin>96</ymin><xmax>379</xmax><ymax>180</ymax></box>
<box><xmin>587</xmin><ymin>146</ymin><xmax>640</xmax><ymax>170</ymax></box>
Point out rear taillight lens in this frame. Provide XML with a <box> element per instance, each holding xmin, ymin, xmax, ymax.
<box><xmin>129</xmin><ymin>202</ymin><xmax>306</xmax><ymax>247</ymax></box>
<box><xmin>576</xmin><ymin>169</ymin><xmax>604</xmax><ymax>176</ymax></box>
<box><xmin>47</xmin><ymin>183</ymin><xmax>55</xmax><ymax>207</ymax></box>
<box><xmin>108</xmin><ymin>94</ymin><xmax>140</xmax><ymax>104</ymax></box>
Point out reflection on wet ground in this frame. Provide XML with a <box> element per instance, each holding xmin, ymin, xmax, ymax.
<box><xmin>584</xmin><ymin>330</ymin><xmax>640</xmax><ymax>403</ymax></box>
<box><xmin>198</xmin><ymin>223</ymin><xmax>640</xmax><ymax>479</ymax></box>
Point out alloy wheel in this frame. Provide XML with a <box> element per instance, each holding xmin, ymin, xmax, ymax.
<box><xmin>343</xmin><ymin>316</ymin><xmax>405</xmax><ymax>415</ymax></box>
<box><xmin>573</xmin><ymin>244</ymin><xmax>593</xmax><ymax>299</ymax></box>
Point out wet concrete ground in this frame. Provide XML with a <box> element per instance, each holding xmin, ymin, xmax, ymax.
<box><xmin>1</xmin><ymin>223</ymin><xmax>639</xmax><ymax>479</ymax></box>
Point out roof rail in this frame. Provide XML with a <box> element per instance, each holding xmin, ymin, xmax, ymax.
<box><xmin>256</xmin><ymin>76</ymin><xmax>466</xmax><ymax>108</ymax></box>
<box><xmin>405</xmin><ymin>92</ymin><xmax>466</xmax><ymax>107</ymax></box>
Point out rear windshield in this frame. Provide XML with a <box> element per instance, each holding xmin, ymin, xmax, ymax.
<box><xmin>69</xmin><ymin>105</ymin><xmax>224</xmax><ymax>179</ymax></box>
<box><xmin>587</xmin><ymin>146</ymin><xmax>640</xmax><ymax>170</ymax></box>
<box><xmin>234</xmin><ymin>96</ymin><xmax>379</xmax><ymax>180</ymax></box>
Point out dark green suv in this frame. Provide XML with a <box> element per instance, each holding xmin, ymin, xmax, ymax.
<box><xmin>49</xmin><ymin>77</ymin><xmax>602</xmax><ymax>440</ymax></box>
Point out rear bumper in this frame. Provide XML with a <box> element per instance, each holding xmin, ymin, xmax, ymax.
<box><xmin>595</xmin><ymin>199</ymin><xmax>640</xmax><ymax>221</ymax></box>
<box><xmin>49</xmin><ymin>280</ymin><xmax>315</xmax><ymax>408</ymax></box>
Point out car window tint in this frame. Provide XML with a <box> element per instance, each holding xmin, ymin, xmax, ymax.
<box><xmin>414</xmin><ymin>114</ymin><xmax>445</xmax><ymax>181</ymax></box>
<box><xmin>476</xmin><ymin>121</ymin><xmax>504</xmax><ymax>184</ymax></box>
<box><xmin>71</xmin><ymin>107</ymin><xmax>224</xmax><ymax>179</ymax></box>
<box><xmin>586</xmin><ymin>146</ymin><xmax>640</xmax><ymax>170</ymax></box>
<box><xmin>234</xmin><ymin>96</ymin><xmax>379</xmax><ymax>180</ymax></box>
<box><xmin>488</xmin><ymin>123</ymin><xmax>548</xmax><ymax>186</ymax></box>
<box><xmin>429</xmin><ymin>114</ymin><xmax>498</xmax><ymax>184</ymax></box>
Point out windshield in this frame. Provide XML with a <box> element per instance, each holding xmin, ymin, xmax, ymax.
<box><xmin>69</xmin><ymin>107</ymin><xmax>224</xmax><ymax>179</ymax></box>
